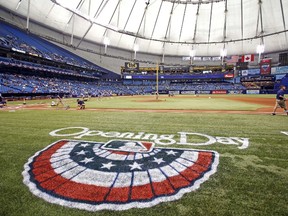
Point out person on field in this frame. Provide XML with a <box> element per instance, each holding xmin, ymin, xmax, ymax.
<box><xmin>56</xmin><ymin>95</ymin><xmax>64</xmax><ymax>107</ymax></box>
<box><xmin>0</xmin><ymin>93</ymin><xmax>7</xmax><ymax>108</ymax></box>
<box><xmin>77</xmin><ymin>99</ymin><xmax>85</xmax><ymax>109</ymax></box>
<box><xmin>272</xmin><ymin>85</ymin><xmax>287</xmax><ymax>115</ymax></box>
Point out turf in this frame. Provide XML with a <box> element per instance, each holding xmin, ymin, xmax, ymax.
<box><xmin>9</xmin><ymin>95</ymin><xmax>270</xmax><ymax>110</ymax></box>
<box><xmin>0</xmin><ymin>96</ymin><xmax>287</xmax><ymax>216</ymax></box>
<box><xmin>86</xmin><ymin>96</ymin><xmax>262</xmax><ymax>110</ymax></box>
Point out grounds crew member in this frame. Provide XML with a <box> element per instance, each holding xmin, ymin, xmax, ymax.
<box><xmin>272</xmin><ymin>85</ymin><xmax>287</xmax><ymax>115</ymax></box>
<box><xmin>77</xmin><ymin>99</ymin><xmax>85</xmax><ymax>109</ymax></box>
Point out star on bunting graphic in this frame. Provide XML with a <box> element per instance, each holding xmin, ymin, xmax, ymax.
<box><xmin>76</xmin><ymin>150</ymin><xmax>86</xmax><ymax>155</ymax></box>
<box><xmin>80</xmin><ymin>157</ymin><xmax>94</xmax><ymax>164</ymax></box>
<box><xmin>101</xmin><ymin>162</ymin><xmax>115</xmax><ymax>170</ymax></box>
<box><xmin>80</xmin><ymin>143</ymin><xmax>90</xmax><ymax>148</ymax></box>
<box><xmin>129</xmin><ymin>161</ymin><xmax>143</xmax><ymax>170</ymax></box>
<box><xmin>165</xmin><ymin>150</ymin><xmax>177</xmax><ymax>156</ymax></box>
<box><xmin>153</xmin><ymin>157</ymin><xmax>165</xmax><ymax>164</ymax></box>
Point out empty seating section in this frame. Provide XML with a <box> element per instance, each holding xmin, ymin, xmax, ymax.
<box><xmin>0</xmin><ymin>21</ymin><xmax>111</xmax><ymax>74</ymax></box>
<box><xmin>274</xmin><ymin>74</ymin><xmax>288</xmax><ymax>90</ymax></box>
<box><xmin>1</xmin><ymin>72</ymin><xmax>246</xmax><ymax>96</ymax></box>
<box><xmin>0</xmin><ymin>56</ymin><xmax>97</xmax><ymax>78</ymax></box>
<box><xmin>123</xmin><ymin>80</ymin><xmax>245</xmax><ymax>93</ymax></box>
<box><xmin>0</xmin><ymin>73</ymin><xmax>129</xmax><ymax>96</ymax></box>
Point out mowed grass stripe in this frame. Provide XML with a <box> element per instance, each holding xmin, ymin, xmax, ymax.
<box><xmin>0</xmin><ymin>108</ymin><xmax>287</xmax><ymax>215</ymax></box>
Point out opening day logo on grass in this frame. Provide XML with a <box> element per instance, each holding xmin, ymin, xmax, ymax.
<box><xmin>23</xmin><ymin>127</ymin><xmax>250</xmax><ymax>211</ymax></box>
<box><xmin>23</xmin><ymin>139</ymin><xmax>219</xmax><ymax>211</ymax></box>
<box><xmin>49</xmin><ymin>127</ymin><xmax>250</xmax><ymax>149</ymax></box>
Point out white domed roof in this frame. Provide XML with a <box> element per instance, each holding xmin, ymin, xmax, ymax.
<box><xmin>1</xmin><ymin>0</ymin><xmax>287</xmax><ymax>56</ymax></box>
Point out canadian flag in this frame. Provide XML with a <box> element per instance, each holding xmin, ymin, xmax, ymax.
<box><xmin>241</xmin><ymin>54</ymin><xmax>255</xmax><ymax>62</ymax></box>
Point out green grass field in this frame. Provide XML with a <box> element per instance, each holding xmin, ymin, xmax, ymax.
<box><xmin>82</xmin><ymin>95</ymin><xmax>262</xmax><ymax>110</ymax></box>
<box><xmin>1</xmin><ymin>95</ymin><xmax>287</xmax><ymax>216</ymax></box>
<box><xmin>9</xmin><ymin>94</ymin><xmax>273</xmax><ymax>111</ymax></box>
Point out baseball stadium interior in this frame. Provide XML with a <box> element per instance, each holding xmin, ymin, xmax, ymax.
<box><xmin>1</xmin><ymin>1</ymin><xmax>288</xmax><ymax>215</ymax></box>
<box><xmin>0</xmin><ymin>0</ymin><xmax>288</xmax><ymax>102</ymax></box>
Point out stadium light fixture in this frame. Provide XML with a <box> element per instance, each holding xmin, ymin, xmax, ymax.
<box><xmin>16</xmin><ymin>0</ymin><xmax>22</xmax><ymax>10</ymax></box>
<box><xmin>189</xmin><ymin>49</ymin><xmax>196</xmax><ymax>57</ymax></box>
<box><xmin>256</xmin><ymin>44</ymin><xmax>265</xmax><ymax>54</ymax></box>
<box><xmin>103</xmin><ymin>37</ymin><xmax>110</xmax><ymax>54</ymax></box>
<box><xmin>220</xmin><ymin>48</ymin><xmax>227</xmax><ymax>66</ymax></box>
<box><xmin>220</xmin><ymin>48</ymin><xmax>227</xmax><ymax>57</ymax></box>
<box><xmin>257</xmin><ymin>44</ymin><xmax>265</xmax><ymax>63</ymax></box>
<box><xmin>189</xmin><ymin>49</ymin><xmax>196</xmax><ymax>65</ymax></box>
<box><xmin>133</xmin><ymin>44</ymin><xmax>139</xmax><ymax>52</ymax></box>
<box><xmin>133</xmin><ymin>44</ymin><xmax>139</xmax><ymax>59</ymax></box>
<box><xmin>103</xmin><ymin>37</ymin><xmax>110</xmax><ymax>46</ymax></box>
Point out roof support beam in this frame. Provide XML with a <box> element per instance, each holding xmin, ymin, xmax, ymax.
<box><xmin>207</xmin><ymin>1</ymin><xmax>214</xmax><ymax>43</ymax></box>
<box><xmin>222</xmin><ymin>0</ymin><xmax>228</xmax><ymax>41</ymax></box>
<box><xmin>143</xmin><ymin>1</ymin><xmax>151</xmax><ymax>36</ymax></box>
<box><xmin>26</xmin><ymin>0</ymin><xmax>31</xmax><ymax>30</ymax></box>
<box><xmin>70</xmin><ymin>14</ymin><xmax>75</xmax><ymax>45</ymax></box>
<box><xmin>162</xmin><ymin>42</ymin><xmax>165</xmax><ymax>63</ymax></box>
<box><xmin>95</xmin><ymin>0</ymin><xmax>110</xmax><ymax>19</ymax></box>
<box><xmin>178</xmin><ymin>3</ymin><xmax>187</xmax><ymax>42</ymax></box>
<box><xmin>164</xmin><ymin>3</ymin><xmax>175</xmax><ymax>41</ymax></box>
<box><xmin>193</xmin><ymin>2</ymin><xmax>201</xmax><ymax>42</ymax></box>
<box><xmin>256</xmin><ymin>0</ymin><xmax>264</xmax><ymax>36</ymax></box>
<box><xmin>255</xmin><ymin>5</ymin><xmax>260</xmax><ymax>36</ymax></box>
<box><xmin>280</xmin><ymin>0</ymin><xmax>286</xmax><ymax>30</ymax></box>
<box><xmin>279</xmin><ymin>0</ymin><xmax>287</xmax><ymax>42</ymax></box>
<box><xmin>67</xmin><ymin>0</ymin><xmax>87</xmax><ymax>46</ymax></box>
<box><xmin>117</xmin><ymin>0</ymin><xmax>121</xmax><ymax>27</ymax></box>
<box><xmin>103</xmin><ymin>0</ymin><xmax>121</xmax><ymax>36</ymax></box>
<box><xmin>76</xmin><ymin>24</ymin><xmax>93</xmax><ymax>48</ymax></box>
<box><xmin>46</xmin><ymin>3</ymin><xmax>55</xmax><ymax>18</ymax></box>
<box><xmin>116</xmin><ymin>0</ymin><xmax>137</xmax><ymax>46</ymax></box>
<box><xmin>133</xmin><ymin>0</ymin><xmax>150</xmax><ymax>44</ymax></box>
<box><xmin>240</xmin><ymin>0</ymin><xmax>243</xmax><ymax>39</ymax></box>
<box><xmin>259</xmin><ymin>0</ymin><xmax>264</xmax><ymax>35</ymax></box>
<box><xmin>88</xmin><ymin>0</ymin><xmax>91</xmax><ymax>16</ymax></box>
<box><xmin>67</xmin><ymin>0</ymin><xmax>85</xmax><ymax>24</ymax></box>
<box><xmin>163</xmin><ymin>0</ymin><xmax>225</xmax><ymax>4</ymax></box>
<box><xmin>77</xmin><ymin>0</ymin><xmax>117</xmax><ymax>48</ymax></box>
<box><xmin>150</xmin><ymin>0</ymin><xmax>163</xmax><ymax>39</ymax></box>
<box><xmin>162</xmin><ymin>3</ymin><xmax>175</xmax><ymax>63</ymax></box>
<box><xmin>123</xmin><ymin>0</ymin><xmax>137</xmax><ymax>31</ymax></box>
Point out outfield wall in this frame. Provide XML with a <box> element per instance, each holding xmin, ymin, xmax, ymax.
<box><xmin>1</xmin><ymin>89</ymin><xmax>279</xmax><ymax>99</ymax></box>
<box><xmin>167</xmin><ymin>89</ymin><xmax>278</xmax><ymax>95</ymax></box>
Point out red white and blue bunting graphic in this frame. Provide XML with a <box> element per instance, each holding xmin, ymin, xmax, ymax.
<box><xmin>23</xmin><ymin>140</ymin><xmax>219</xmax><ymax>211</ymax></box>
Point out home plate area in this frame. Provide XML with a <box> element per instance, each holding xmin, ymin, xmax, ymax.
<box><xmin>23</xmin><ymin>140</ymin><xmax>219</xmax><ymax>211</ymax></box>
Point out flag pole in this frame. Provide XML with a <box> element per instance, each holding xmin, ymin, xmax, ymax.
<box><xmin>156</xmin><ymin>62</ymin><xmax>159</xmax><ymax>100</ymax></box>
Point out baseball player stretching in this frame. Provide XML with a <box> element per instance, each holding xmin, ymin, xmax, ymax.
<box><xmin>56</xmin><ymin>95</ymin><xmax>64</xmax><ymax>107</ymax></box>
<box><xmin>272</xmin><ymin>85</ymin><xmax>287</xmax><ymax>115</ymax></box>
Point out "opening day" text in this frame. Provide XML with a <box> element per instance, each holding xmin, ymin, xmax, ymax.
<box><xmin>49</xmin><ymin>127</ymin><xmax>250</xmax><ymax>149</ymax></box>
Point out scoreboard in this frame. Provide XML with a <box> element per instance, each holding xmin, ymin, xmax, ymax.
<box><xmin>124</xmin><ymin>62</ymin><xmax>139</xmax><ymax>72</ymax></box>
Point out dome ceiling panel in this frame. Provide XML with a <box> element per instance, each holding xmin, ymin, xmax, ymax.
<box><xmin>225</xmin><ymin>0</ymin><xmax>242</xmax><ymax>41</ymax></box>
<box><xmin>242</xmin><ymin>0</ymin><xmax>259</xmax><ymax>39</ymax></box>
<box><xmin>0</xmin><ymin>0</ymin><xmax>287</xmax><ymax>56</ymax></box>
